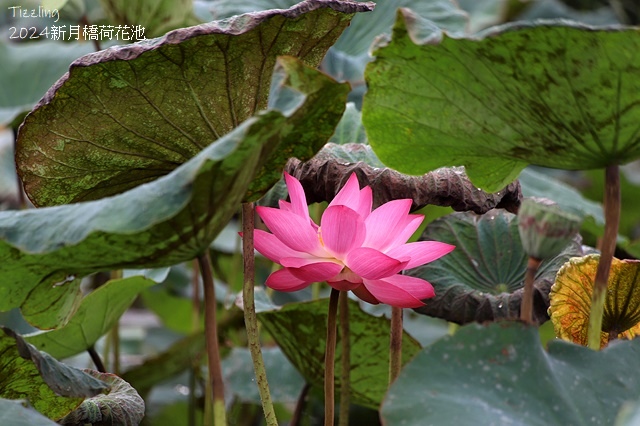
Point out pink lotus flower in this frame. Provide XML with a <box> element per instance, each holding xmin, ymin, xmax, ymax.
<box><xmin>253</xmin><ymin>172</ymin><xmax>455</xmax><ymax>308</ymax></box>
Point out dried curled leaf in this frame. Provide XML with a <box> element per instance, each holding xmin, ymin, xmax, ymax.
<box><xmin>549</xmin><ymin>254</ymin><xmax>640</xmax><ymax>349</ymax></box>
<box><xmin>58</xmin><ymin>370</ymin><xmax>144</xmax><ymax>426</ymax></box>
<box><xmin>284</xmin><ymin>143</ymin><xmax>521</xmax><ymax>213</ymax></box>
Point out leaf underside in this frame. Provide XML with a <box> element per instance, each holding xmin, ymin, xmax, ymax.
<box><xmin>258</xmin><ymin>298</ymin><xmax>421</xmax><ymax>409</ymax></box>
<box><xmin>284</xmin><ymin>142</ymin><xmax>522</xmax><ymax>213</ymax></box>
<box><xmin>410</xmin><ymin>210</ymin><xmax>583</xmax><ymax>324</ymax></box>
<box><xmin>549</xmin><ymin>254</ymin><xmax>640</xmax><ymax>349</ymax></box>
<box><xmin>364</xmin><ymin>10</ymin><xmax>640</xmax><ymax>192</ymax></box>
<box><xmin>16</xmin><ymin>0</ymin><xmax>373</xmax><ymax>207</ymax></box>
<box><xmin>1</xmin><ymin>57</ymin><xmax>349</xmax><ymax>329</ymax></box>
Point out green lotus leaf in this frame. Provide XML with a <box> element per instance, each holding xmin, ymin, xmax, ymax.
<box><xmin>0</xmin><ymin>57</ymin><xmax>349</xmax><ymax>329</ymax></box>
<box><xmin>0</xmin><ymin>41</ymin><xmax>93</xmax><ymax>127</ymax></box>
<box><xmin>257</xmin><ymin>297</ymin><xmax>421</xmax><ymax>409</ymax></box>
<box><xmin>25</xmin><ymin>276</ymin><xmax>155</xmax><ymax>359</ymax></box>
<box><xmin>16</xmin><ymin>0</ymin><xmax>372</xmax><ymax>207</ymax></box>
<box><xmin>222</xmin><ymin>347</ymin><xmax>305</xmax><ymax>404</ymax></box>
<box><xmin>364</xmin><ymin>11</ymin><xmax>640</xmax><ymax>192</ymax></box>
<box><xmin>518</xmin><ymin>168</ymin><xmax>605</xmax><ymax>233</ymax></box>
<box><xmin>324</xmin><ymin>0</ymin><xmax>468</xmax><ymax>88</ymax></box>
<box><xmin>121</xmin><ymin>332</ymin><xmax>206</xmax><ymax>398</ymax></box>
<box><xmin>0</xmin><ymin>328</ymin><xmax>108</xmax><ymax>421</ymax></box>
<box><xmin>549</xmin><ymin>254</ymin><xmax>640</xmax><ymax>349</ymax></box>
<box><xmin>409</xmin><ymin>210</ymin><xmax>583</xmax><ymax>324</ymax></box>
<box><xmin>58</xmin><ymin>370</ymin><xmax>144</xmax><ymax>426</ymax></box>
<box><xmin>100</xmin><ymin>0</ymin><xmax>199</xmax><ymax>38</ymax></box>
<box><xmin>382</xmin><ymin>322</ymin><xmax>640</xmax><ymax>425</ymax></box>
<box><xmin>0</xmin><ymin>399</ymin><xmax>59</xmax><ymax>426</ymax></box>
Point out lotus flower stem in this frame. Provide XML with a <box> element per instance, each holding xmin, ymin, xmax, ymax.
<box><xmin>587</xmin><ymin>165</ymin><xmax>620</xmax><ymax>350</ymax></box>
<box><xmin>520</xmin><ymin>257</ymin><xmax>542</xmax><ymax>324</ymax></box>
<box><xmin>389</xmin><ymin>306</ymin><xmax>403</xmax><ymax>383</ymax></box>
<box><xmin>242</xmin><ymin>202</ymin><xmax>278</xmax><ymax>426</ymax></box>
<box><xmin>338</xmin><ymin>291</ymin><xmax>351</xmax><ymax>426</ymax></box>
<box><xmin>198</xmin><ymin>250</ymin><xmax>227</xmax><ymax>426</ymax></box>
<box><xmin>190</xmin><ymin>259</ymin><xmax>201</xmax><ymax>426</ymax></box>
<box><xmin>291</xmin><ymin>383</ymin><xmax>311</xmax><ymax>426</ymax></box>
<box><xmin>325</xmin><ymin>288</ymin><xmax>340</xmax><ymax>426</ymax></box>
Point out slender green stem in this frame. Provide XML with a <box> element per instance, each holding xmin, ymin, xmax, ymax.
<box><xmin>389</xmin><ymin>307</ymin><xmax>403</xmax><ymax>384</ymax></box>
<box><xmin>520</xmin><ymin>257</ymin><xmax>542</xmax><ymax>324</ymax></box>
<box><xmin>324</xmin><ymin>289</ymin><xmax>340</xmax><ymax>426</ymax></box>
<box><xmin>242</xmin><ymin>202</ymin><xmax>278</xmax><ymax>426</ymax></box>
<box><xmin>111</xmin><ymin>323</ymin><xmax>120</xmax><ymax>374</ymax></box>
<box><xmin>109</xmin><ymin>269</ymin><xmax>122</xmax><ymax>375</ymax></box>
<box><xmin>338</xmin><ymin>291</ymin><xmax>350</xmax><ymax>426</ymax></box>
<box><xmin>587</xmin><ymin>165</ymin><xmax>620</xmax><ymax>350</ymax></box>
<box><xmin>198</xmin><ymin>251</ymin><xmax>227</xmax><ymax>426</ymax></box>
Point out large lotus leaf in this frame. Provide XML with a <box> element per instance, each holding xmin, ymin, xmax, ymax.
<box><xmin>0</xmin><ymin>41</ymin><xmax>93</xmax><ymax>127</ymax></box>
<box><xmin>549</xmin><ymin>254</ymin><xmax>640</xmax><ymax>349</ymax></box>
<box><xmin>0</xmin><ymin>328</ymin><xmax>108</xmax><ymax>420</ymax></box>
<box><xmin>100</xmin><ymin>0</ymin><xmax>199</xmax><ymax>38</ymax></box>
<box><xmin>25</xmin><ymin>276</ymin><xmax>154</xmax><ymax>359</ymax></box>
<box><xmin>580</xmin><ymin>168</ymin><xmax>640</xmax><ymax>255</ymax></box>
<box><xmin>284</xmin><ymin>143</ymin><xmax>521</xmax><ymax>213</ymax></box>
<box><xmin>15</xmin><ymin>0</ymin><xmax>372</xmax><ymax>207</ymax></box>
<box><xmin>328</xmin><ymin>102</ymin><xmax>367</xmax><ymax>145</ymax></box>
<box><xmin>223</xmin><ymin>347</ymin><xmax>305</xmax><ymax>404</ymax></box>
<box><xmin>121</xmin><ymin>332</ymin><xmax>206</xmax><ymax>398</ymax></box>
<box><xmin>0</xmin><ymin>57</ymin><xmax>349</xmax><ymax>329</ymax></box>
<box><xmin>382</xmin><ymin>322</ymin><xmax>640</xmax><ymax>425</ymax></box>
<box><xmin>518</xmin><ymin>168</ymin><xmax>605</xmax><ymax>234</ymax></box>
<box><xmin>0</xmin><ymin>399</ymin><xmax>60</xmax><ymax>426</ymax></box>
<box><xmin>323</xmin><ymin>0</ymin><xmax>468</xmax><ymax>89</ymax></box>
<box><xmin>257</xmin><ymin>298</ymin><xmax>421</xmax><ymax>409</ymax></box>
<box><xmin>410</xmin><ymin>210</ymin><xmax>583</xmax><ymax>324</ymax></box>
<box><xmin>58</xmin><ymin>370</ymin><xmax>144</xmax><ymax>426</ymax></box>
<box><xmin>363</xmin><ymin>11</ymin><xmax>640</xmax><ymax>192</ymax></box>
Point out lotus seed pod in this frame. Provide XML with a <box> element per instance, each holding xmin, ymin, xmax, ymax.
<box><xmin>517</xmin><ymin>197</ymin><xmax>582</xmax><ymax>260</ymax></box>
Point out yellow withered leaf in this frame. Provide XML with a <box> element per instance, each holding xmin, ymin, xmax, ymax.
<box><xmin>549</xmin><ymin>254</ymin><xmax>640</xmax><ymax>349</ymax></box>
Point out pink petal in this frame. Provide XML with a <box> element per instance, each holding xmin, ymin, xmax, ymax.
<box><xmin>265</xmin><ymin>268</ymin><xmax>311</xmax><ymax>292</ymax></box>
<box><xmin>320</xmin><ymin>205</ymin><xmax>366</xmax><ymax>259</ymax></box>
<box><xmin>284</xmin><ymin>172</ymin><xmax>310</xmax><ymax>220</ymax></box>
<box><xmin>351</xmin><ymin>284</ymin><xmax>380</xmax><ymax>305</ymax></box>
<box><xmin>253</xmin><ymin>230</ymin><xmax>310</xmax><ymax>264</ymax></box>
<box><xmin>281</xmin><ymin>256</ymin><xmax>341</xmax><ymax>268</ymax></box>
<box><xmin>362</xmin><ymin>274</ymin><xmax>435</xmax><ymax>308</ymax></box>
<box><xmin>386</xmin><ymin>241</ymin><xmax>455</xmax><ymax>270</ymax></box>
<box><xmin>256</xmin><ymin>206</ymin><xmax>324</xmax><ymax>256</ymax></box>
<box><xmin>278</xmin><ymin>199</ymin><xmax>292</xmax><ymax>211</ymax></box>
<box><xmin>280</xmin><ymin>199</ymin><xmax>319</xmax><ymax>230</ymax></box>
<box><xmin>289</xmin><ymin>262</ymin><xmax>344</xmax><ymax>283</ymax></box>
<box><xmin>329</xmin><ymin>173</ymin><xmax>361</xmax><ymax>208</ymax></box>
<box><xmin>329</xmin><ymin>173</ymin><xmax>372</xmax><ymax>218</ymax></box>
<box><xmin>384</xmin><ymin>214</ymin><xmax>424</xmax><ymax>250</ymax></box>
<box><xmin>327</xmin><ymin>267</ymin><xmax>362</xmax><ymax>291</ymax></box>
<box><xmin>362</xmin><ymin>199</ymin><xmax>413</xmax><ymax>250</ymax></box>
<box><xmin>356</xmin><ymin>185</ymin><xmax>373</xmax><ymax>219</ymax></box>
<box><xmin>327</xmin><ymin>280</ymin><xmax>361</xmax><ymax>291</ymax></box>
<box><xmin>345</xmin><ymin>247</ymin><xmax>408</xmax><ymax>279</ymax></box>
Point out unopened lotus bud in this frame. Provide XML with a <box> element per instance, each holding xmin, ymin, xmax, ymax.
<box><xmin>517</xmin><ymin>198</ymin><xmax>582</xmax><ymax>260</ymax></box>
